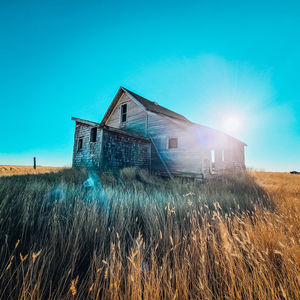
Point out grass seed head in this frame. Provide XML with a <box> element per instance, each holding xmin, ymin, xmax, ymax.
<box><xmin>32</xmin><ymin>250</ymin><xmax>42</xmax><ymax>263</ymax></box>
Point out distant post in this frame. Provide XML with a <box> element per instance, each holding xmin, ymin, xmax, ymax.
<box><xmin>33</xmin><ymin>157</ymin><xmax>36</xmax><ymax>170</ymax></box>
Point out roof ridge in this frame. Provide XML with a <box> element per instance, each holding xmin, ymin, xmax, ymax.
<box><xmin>121</xmin><ymin>87</ymin><xmax>246</xmax><ymax>145</ymax></box>
<box><xmin>121</xmin><ymin>87</ymin><xmax>191</xmax><ymax>122</ymax></box>
<box><xmin>121</xmin><ymin>87</ymin><xmax>158</xmax><ymax>105</ymax></box>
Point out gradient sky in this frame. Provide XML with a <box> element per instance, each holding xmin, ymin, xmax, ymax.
<box><xmin>0</xmin><ymin>0</ymin><xmax>299</xmax><ymax>171</ymax></box>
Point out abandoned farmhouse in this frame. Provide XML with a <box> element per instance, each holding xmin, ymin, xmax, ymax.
<box><xmin>72</xmin><ymin>87</ymin><xmax>246</xmax><ymax>178</ymax></box>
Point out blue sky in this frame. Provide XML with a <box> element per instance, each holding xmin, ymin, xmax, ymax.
<box><xmin>0</xmin><ymin>0</ymin><xmax>299</xmax><ymax>171</ymax></box>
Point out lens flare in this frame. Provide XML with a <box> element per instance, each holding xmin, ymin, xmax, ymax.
<box><xmin>222</xmin><ymin>116</ymin><xmax>241</xmax><ymax>133</ymax></box>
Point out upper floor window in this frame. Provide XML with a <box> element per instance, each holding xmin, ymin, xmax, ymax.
<box><xmin>77</xmin><ymin>138</ymin><xmax>83</xmax><ymax>152</ymax></box>
<box><xmin>90</xmin><ymin>127</ymin><xmax>97</xmax><ymax>142</ymax></box>
<box><xmin>221</xmin><ymin>149</ymin><xmax>225</xmax><ymax>161</ymax></box>
<box><xmin>120</xmin><ymin>103</ymin><xmax>127</xmax><ymax>123</ymax></box>
<box><xmin>168</xmin><ymin>137</ymin><xmax>178</xmax><ymax>149</ymax></box>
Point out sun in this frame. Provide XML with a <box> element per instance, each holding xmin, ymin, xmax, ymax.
<box><xmin>222</xmin><ymin>116</ymin><xmax>241</xmax><ymax>133</ymax></box>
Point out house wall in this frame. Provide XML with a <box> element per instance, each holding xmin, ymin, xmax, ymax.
<box><xmin>101</xmin><ymin>128</ymin><xmax>150</xmax><ymax>172</ymax></box>
<box><xmin>73</xmin><ymin>90</ymin><xmax>245</xmax><ymax>178</ymax></box>
<box><xmin>147</xmin><ymin>112</ymin><xmax>245</xmax><ymax>177</ymax></box>
<box><xmin>202</xmin><ymin>137</ymin><xmax>245</xmax><ymax>175</ymax></box>
<box><xmin>72</xmin><ymin>123</ymin><xmax>102</xmax><ymax>168</ymax></box>
<box><xmin>105</xmin><ymin>93</ymin><xmax>147</xmax><ymax>136</ymax></box>
<box><xmin>72</xmin><ymin>121</ymin><xmax>151</xmax><ymax>172</ymax></box>
<box><xmin>147</xmin><ymin>112</ymin><xmax>206</xmax><ymax>176</ymax></box>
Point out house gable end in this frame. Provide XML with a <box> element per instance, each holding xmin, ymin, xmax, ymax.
<box><xmin>101</xmin><ymin>88</ymin><xmax>147</xmax><ymax>136</ymax></box>
<box><xmin>101</xmin><ymin>87</ymin><xmax>146</xmax><ymax>126</ymax></box>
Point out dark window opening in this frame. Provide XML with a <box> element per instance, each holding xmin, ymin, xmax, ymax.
<box><xmin>168</xmin><ymin>137</ymin><xmax>178</xmax><ymax>149</ymax></box>
<box><xmin>121</xmin><ymin>103</ymin><xmax>127</xmax><ymax>122</ymax></box>
<box><xmin>77</xmin><ymin>138</ymin><xmax>83</xmax><ymax>152</ymax></box>
<box><xmin>90</xmin><ymin>127</ymin><xmax>97</xmax><ymax>142</ymax></box>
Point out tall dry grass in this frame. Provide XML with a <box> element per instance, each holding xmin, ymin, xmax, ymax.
<box><xmin>0</xmin><ymin>168</ymin><xmax>299</xmax><ymax>299</ymax></box>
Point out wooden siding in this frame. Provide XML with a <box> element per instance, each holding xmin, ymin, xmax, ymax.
<box><xmin>147</xmin><ymin>112</ymin><xmax>245</xmax><ymax>177</ymax></box>
<box><xmin>147</xmin><ymin>112</ymin><xmax>204</xmax><ymax>175</ymax></box>
<box><xmin>72</xmin><ymin>121</ymin><xmax>151</xmax><ymax>172</ymax></box>
<box><xmin>105</xmin><ymin>93</ymin><xmax>147</xmax><ymax>136</ymax></box>
<box><xmin>208</xmin><ymin>137</ymin><xmax>245</xmax><ymax>172</ymax></box>
<box><xmin>72</xmin><ymin>123</ymin><xmax>102</xmax><ymax>168</ymax></box>
<box><xmin>101</xmin><ymin>128</ymin><xmax>150</xmax><ymax>172</ymax></box>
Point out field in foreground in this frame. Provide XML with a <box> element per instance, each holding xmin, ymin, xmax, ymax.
<box><xmin>0</xmin><ymin>165</ymin><xmax>63</xmax><ymax>176</ymax></box>
<box><xmin>0</xmin><ymin>168</ymin><xmax>299</xmax><ymax>299</ymax></box>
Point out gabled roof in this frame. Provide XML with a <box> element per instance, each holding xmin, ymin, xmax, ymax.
<box><xmin>101</xmin><ymin>87</ymin><xmax>191</xmax><ymax>125</ymax></box>
<box><xmin>121</xmin><ymin>87</ymin><xmax>191</xmax><ymax>123</ymax></box>
<box><xmin>71</xmin><ymin>117</ymin><xmax>150</xmax><ymax>141</ymax></box>
<box><xmin>191</xmin><ymin>123</ymin><xmax>247</xmax><ymax>146</ymax></box>
<box><xmin>121</xmin><ymin>88</ymin><xmax>246</xmax><ymax>145</ymax></box>
<box><xmin>99</xmin><ymin>87</ymin><xmax>246</xmax><ymax>146</ymax></box>
<box><xmin>72</xmin><ymin>117</ymin><xmax>99</xmax><ymax>127</ymax></box>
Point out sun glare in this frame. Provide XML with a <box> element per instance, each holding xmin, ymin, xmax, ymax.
<box><xmin>222</xmin><ymin>116</ymin><xmax>241</xmax><ymax>133</ymax></box>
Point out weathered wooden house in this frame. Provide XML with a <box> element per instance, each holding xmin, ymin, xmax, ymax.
<box><xmin>72</xmin><ymin>87</ymin><xmax>246</xmax><ymax>178</ymax></box>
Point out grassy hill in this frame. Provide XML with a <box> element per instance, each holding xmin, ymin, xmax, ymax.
<box><xmin>0</xmin><ymin>168</ymin><xmax>299</xmax><ymax>299</ymax></box>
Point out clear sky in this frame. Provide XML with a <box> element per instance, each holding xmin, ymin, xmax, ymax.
<box><xmin>0</xmin><ymin>0</ymin><xmax>299</xmax><ymax>171</ymax></box>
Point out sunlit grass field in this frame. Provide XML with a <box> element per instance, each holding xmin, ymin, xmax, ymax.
<box><xmin>0</xmin><ymin>165</ymin><xmax>63</xmax><ymax>176</ymax></box>
<box><xmin>0</xmin><ymin>168</ymin><xmax>299</xmax><ymax>299</ymax></box>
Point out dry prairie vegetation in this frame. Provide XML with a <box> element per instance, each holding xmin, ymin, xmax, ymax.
<box><xmin>0</xmin><ymin>169</ymin><xmax>299</xmax><ymax>299</ymax></box>
<box><xmin>0</xmin><ymin>165</ymin><xmax>63</xmax><ymax>176</ymax></box>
